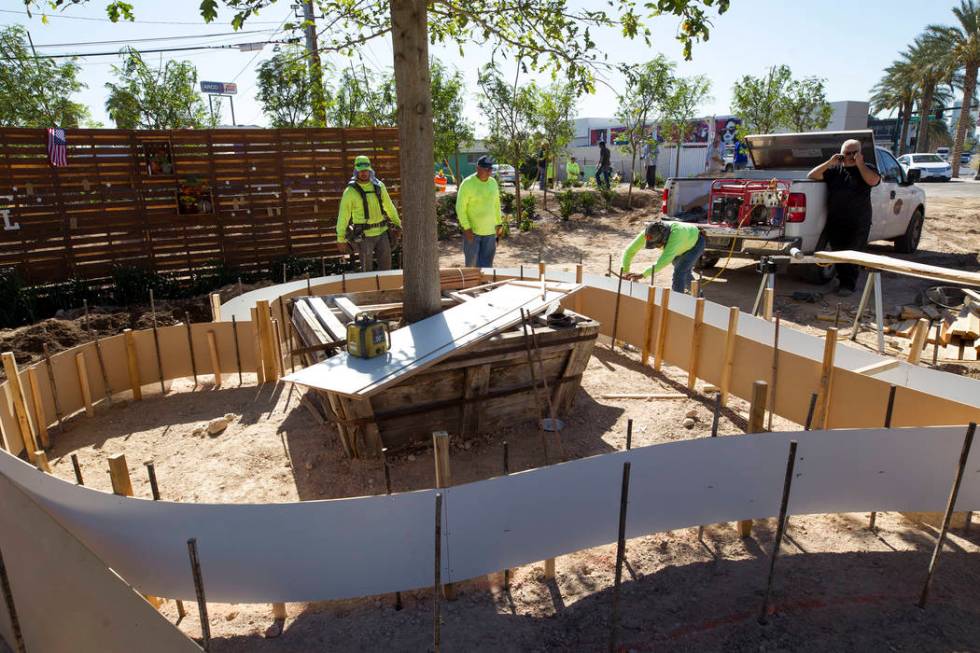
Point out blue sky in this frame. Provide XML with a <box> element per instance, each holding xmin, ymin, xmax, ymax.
<box><xmin>3</xmin><ymin>0</ymin><xmax>970</xmax><ymax>132</ymax></box>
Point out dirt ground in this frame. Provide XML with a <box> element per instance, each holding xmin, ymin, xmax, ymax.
<box><xmin>8</xmin><ymin>183</ymin><xmax>980</xmax><ymax>651</ymax></box>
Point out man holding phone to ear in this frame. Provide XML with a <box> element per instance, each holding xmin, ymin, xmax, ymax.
<box><xmin>807</xmin><ymin>139</ymin><xmax>881</xmax><ymax>296</ymax></box>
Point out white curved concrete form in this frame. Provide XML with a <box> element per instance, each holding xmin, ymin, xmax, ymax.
<box><xmin>0</xmin><ymin>426</ymin><xmax>976</xmax><ymax>603</ymax></box>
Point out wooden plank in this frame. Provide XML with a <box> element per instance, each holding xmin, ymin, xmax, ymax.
<box><xmin>26</xmin><ymin>367</ymin><xmax>49</xmax><ymax>448</ymax></box>
<box><xmin>854</xmin><ymin>359</ymin><xmax>901</xmax><ymax>376</ymax></box>
<box><xmin>813</xmin><ymin>250</ymin><xmax>980</xmax><ymax>287</ymax></box>
<box><xmin>738</xmin><ymin>380</ymin><xmax>769</xmax><ymax>537</ymax></box>
<box><xmin>653</xmin><ymin>287</ymin><xmax>670</xmax><ymax>372</ymax></box>
<box><xmin>75</xmin><ymin>352</ymin><xmax>94</xmax><ymax>417</ymax></box>
<box><xmin>719</xmin><ymin>306</ymin><xmax>740</xmax><ymax>407</ymax></box>
<box><xmin>1</xmin><ymin>353</ymin><xmax>38</xmax><ymax>463</ymax></box>
<box><xmin>640</xmin><ymin>285</ymin><xmax>656</xmax><ymax>366</ymax></box>
<box><xmin>124</xmin><ymin>329</ymin><xmax>142</xmax><ymax>400</ymax></box>
<box><xmin>255</xmin><ymin>300</ymin><xmax>280</xmax><ymax>382</ymax></box>
<box><xmin>813</xmin><ymin>328</ymin><xmax>838</xmax><ymax>430</ymax></box>
<box><xmin>207</xmin><ymin>331</ymin><xmax>222</xmax><ymax>387</ymax></box>
<box><xmin>687</xmin><ymin>298</ymin><xmax>705</xmax><ymax>391</ymax></box>
<box><xmin>307</xmin><ymin>297</ymin><xmax>348</xmax><ymax>342</ymax></box>
<box><xmin>907</xmin><ymin>318</ymin><xmax>930</xmax><ymax>365</ymax></box>
<box><xmin>107</xmin><ymin>453</ymin><xmax>134</xmax><ymax>497</ymax></box>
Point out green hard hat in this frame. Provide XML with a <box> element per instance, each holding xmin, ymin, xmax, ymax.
<box><xmin>354</xmin><ymin>155</ymin><xmax>372</xmax><ymax>170</ymax></box>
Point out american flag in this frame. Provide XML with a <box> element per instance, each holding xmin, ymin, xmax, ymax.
<box><xmin>47</xmin><ymin>128</ymin><xmax>67</xmax><ymax>167</ymax></box>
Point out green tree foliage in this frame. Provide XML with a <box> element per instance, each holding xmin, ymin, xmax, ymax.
<box><xmin>256</xmin><ymin>45</ymin><xmax>325</xmax><ymax>128</ymax></box>
<box><xmin>616</xmin><ymin>56</ymin><xmax>675</xmax><ymax>206</ymax></box>
<box><xmin>784</xmin><ymin>77</ymin><xmax>833</xmax><ymax>132</ymax></box>
<box><xmin>536</xmin><ymin>80</ymin><xmax>578</xmax><ymax>182</ymax></box>
<box><xmin>327</xmin><ymin>63</ymin><xmax>396</xmax><ymax>127</ymax></box>
<box><xmin>871</xmin><ymin>59</ymin><xmax>918</xmax><ymax>154</ymax></box>
<box><xmin>731</xmin><ymin>65</ymin><xmax>831</xmax><ymax>137</ymax></box>
<box><xmin>430</xmin><ymin>59</ymin><xmax>474</xmax><ymax>170</ymax></box>
<box><xmin>660</xmin><ymin>74</ymin><xmax>712</xmax><ymax>176</ymax></box>
<box><xmin>105</xmin><ymin>49</ymin><xmax>212</xmax><ymax>129</ymax></box>
<box><xmin>0</xmin><ymin>25</ymin><xmax>92</xmax><ymax>127</ymax></box>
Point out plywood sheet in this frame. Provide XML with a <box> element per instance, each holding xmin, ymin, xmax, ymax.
<box><xmin>814</xmin><ymin>250</ymin><xmax>980</xmax><ymax>287</ymax></box>
<box><xmin>0</xmin><ymin>473</ymin><xmax>199</xmax><ymax>653</ymax></box>
<box><xmin>284</xmin><ymin>282</ymin><xmax>580</xmax><ymax>398</ymax></box>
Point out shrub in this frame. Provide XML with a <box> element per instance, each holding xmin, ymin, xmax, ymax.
<box><xmin>577</xmin><ymin>191</ymin><xmax>598</xmax><ymax>216</ymax></box>
<box><xmin>521</xmin><ymin>194</ymin><xmax>537</xmax><ymax>221</ymax></box>
<box><xmin>435</xmin><ymin>193</ymin><xmax>458</xmax><ymax>240</ymax></box>
<box><xmin>111</xmin><ymin>264</ymin><xmax>175</xmax><ymax>305</ymax></box>
<box><xmin>557</xmin><ymin>189</ymin><xmax>577</xmax><ymax>221</ymax></box>
<box><xmin>519</xmin><ymin>215</ymin><xmax>534</xmax><ymax>232</ymax></box>
<box><xmin>520</xmin><ymin>173</ymin><xmax>537</xmax><ymax>190</ymax></box>
<box><xmin>632</xmin><ymin>173</ymin><xmax>647</xmax><ymax>189</ymax></box>
<box><xmin>600</xmin><ymin>188</ymin><xmax>616</xmax><ymax>210</ymax></box>
<box><xmin>0</xmin><ymin>267</ymin><xmax>34</xmax><ymax>327</ymax></box>
<box><xmin>500</xmin><ymin>190</ymin><xmax>515</xmax><ymax>214</ymax></box>
<box><xmin>655</xmin><ymin>174</ymin><xmax>666</xmax><ymax>188</ymax></box>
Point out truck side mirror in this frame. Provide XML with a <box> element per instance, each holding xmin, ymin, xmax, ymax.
<box><xmin>906</xmin><ymin>168</ymin><xmax>921</xmax><ymax>184</ymax></box>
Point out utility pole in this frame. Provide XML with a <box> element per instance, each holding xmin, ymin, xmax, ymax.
<box><xmin>301</xmin><ymin>1</ymin><xmax>328</xmax><ymax>126</ymax></box>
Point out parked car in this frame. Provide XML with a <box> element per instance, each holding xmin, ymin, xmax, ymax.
<box><xmin>961</xmin><ymin>151</ymin><xmax>974</xmax><ymax>166</ymax></box>
<box><xmin>661</xmin><ymin>130</ymin><xmax>926</xmax><ymax>283</ymax></box>
<box><xmin>492</xmin><ymin>163</ymin><xmax>516</xmax><ymax>185</ymax></box>
<box><xmin>935</xmin><ymin>147</ymin><xmax>951</xmax><ymax>160</ymax></box>
<box><xmin>897</xmin><ymin>153</ymin><xmax>952</xmax><ymax>182</ymax></box>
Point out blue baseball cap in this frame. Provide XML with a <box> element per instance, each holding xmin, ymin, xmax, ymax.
<box><xmin>476</xmin><ymin>155</ymin><xmax>494</xmax><ymax>170</ymax></box>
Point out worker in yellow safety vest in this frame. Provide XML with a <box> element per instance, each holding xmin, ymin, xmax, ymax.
<box><xmin>566</xmin><ymin>157</ymin><xmax>581</xmax><ymax>184</ymax></box>
<box><xmin>337</xmin><ymin>155</ymin><xmax>402</xmax><ymax>272</ymax></box>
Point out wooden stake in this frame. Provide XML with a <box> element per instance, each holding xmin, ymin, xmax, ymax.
<box><xmin>804</xmin><ymin>392</ymin><xmax>818</xmax><ymax>431</ymax></box>
<box><xmin>145</xmin><ymin>461</ymin><xmax>161</xmax><ymax>501</ymax></box>
<box><xmin>123</xmin><ymin>329</ymin><xmax>142</xmax><ymax>401</ymax></box>
<box><xmin>250</xmin><ymin>307</ymin><xmax>265</xmax><ymax>385</ymax></box>
<box><xmin>758</xmin><ymin>440</ymin><xmax>799</xmax><ymax>624</ymax></box>
<box><xmin>187</xmin><ymin>538</ymin><xmax>212</xmax><ymax>651</ymax></box>
<box><xmin>687</xmin><ymin>297</ymin><xmax>705</xmax><ymax>391</ymax></box>
<box><xmin>255</xmin><ymin>300</ymin><xmax>280</xmax><ymax>382</ymax></box>
<box><xmin>626</xmin><ymin>418</ymin><xmax>633</xmax><ymax>450</ymax></box>
<box><xmin>433</xmin><ymin>493</ymin><xmax>442</xmax><ymax>653</ymax></box>
<box><xmin>609</xmin><ymin>461</ymin><xmax>631</xmax><ymax>653</ymax></box>
<box><xmin>26</xmin><ymin>367</ymin><xmax>49</xmax><ymax>448</ymax></box>
<box><xmin>574</xmin><ymin>263</ymin><xmax>584</xmax><ymax>314</ymax></box>
<box><xmin>653</xmin><ymin>287</ymin><xmax>671</xmax><ymax>372</ymax></box>
<box><xmin>34</xmin><ymin>450</ymin><xmax>50</xmax><ymax>472</ymax></box>
<box><xmin>92</xmin><ymin>339</ymin><xmax>113</xmax><ymax>406</ymax></box>
<box><xmin>149</xmin><ymin>289</ymin><xmax>166</xmax><ymax>393</ymax></box>
<box><xmin>272</xmin><ymin>319</ymin><xmax>285</xmax><ymax>377</ymax></box>
<box><xmin>206</xmin><ymin>331</ymin><xmax>222</xmax><ymax>388</ymax></box>
<box><xmin>184</xmin><ymin>317</ymin><xmax>198</xmax><ymax>388</ymax></box>
<box><xmin>75</xmin><ymin>352</ymin><xmax>94</xmax><ymax>418</ymax></box>
<box><xmin>538</xmin><ymin>260</ymin><xmax>545</xmax><ymax>279</ymax></box>
<box><xmin>907</xmin><ymin>318</ymin><xmax>929</xmax><ymax>365</ymax></box>
<box><xmin>307</xmin><ymin>276</ymin><xmax>313</xmax><ymax>296</ymax></box>
<box><xmin>812</xmin><ymin>328</ymin><xmax>838</xmax><ymax>430</ymax></box>
<box><xmin>1</xmin><ymin>353</ymin><xmax>38</xmax><ymax>462</ymax></box>
<box><xmin>640</xmin><ymin>285</ymin><xmax>657</xmax><ymax>365</ymax></box>
<box><xmin>108</xmin><ymin>453</ymin><xmax>134</xmax><ymax>497</ymax></box>
<box><xmin>432</xmin><ymin>431</ymin><xmax>456</xmax><ymax>600</ymax></box>
<box><xmin>610</xmin><ymin>269</ymin><xmax>624</xmax><ymax>351</ymax></box>
<box><xmin>738</xmin><ymin>380</ymin><xmax>769</xmax><ymax>537</ymax></box>
<box><xmin>231</xmin><ymin>316</ymin><xmax>243</xmax><ymax>385</ymax></box>
<box><xmin>272</xmin><ymin>602</ymin><xmax>286</xmax><ymax>620</ymax></box>
<box><xmin>71</xmin><ymin>453</ymin><xmax>83</xmax><ymax>484</ymax></box>
<box><xmin>0</xmin><ymin>541</ymin><xmax>26</xmax><ymax>653</ymax></box>
<box><xmin>209</xmin><ymin>293</ymin><xmax>222</xmax><ymax>322</ymax></box>
<box><xmin>918</xmin><ymin>423</ymin><xmax>975</xmax><ymax>608</ymax></box>
<box><xmin>932</xmin><ymin>322</ymin><xmax>941</xmax><ymax>366</ymax></box>
<box><xmin>42</xmin><ymin>343</ymin><xmax>64</xmax><ymax>430</ymax></box>
<box><xmin>719</xmin><ymin>306</ymin><xmax>740</xmax><ymax>407</ymax></box>
<box><xmin>767</xmin><ymin>314</ymin><xmax>781</xmax><ymax>432</ymax></box>
<box><xmin>762</xmin><ymin>287</ymin><xmax>774</xmax><ymax>321</ymax></box>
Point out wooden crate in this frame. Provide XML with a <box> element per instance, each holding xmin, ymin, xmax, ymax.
<box><xmin>290</xmin><ymin>282</ymin><xmax>597</xmax><ymax>458</ymax></box>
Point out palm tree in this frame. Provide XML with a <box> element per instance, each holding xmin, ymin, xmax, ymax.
<box><xmin>871</xmin><ymin>60</ymin><xmax>917</xmax><ymax>154</ymax></box>
<box><xmin>926</xmin><ymin>0</ymin><xmax>980</xmax><ymax>177</ymax></box>
<box><xmin>905</xmin><ymin>36</ymin><xmax>955</xmax><ymax>154</ymax></box>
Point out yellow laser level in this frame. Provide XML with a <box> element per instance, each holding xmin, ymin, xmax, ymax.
<box><xmin>346</xmin><ymin>313</ymin><xmax>390</xmax><ymax>359</ymax></box>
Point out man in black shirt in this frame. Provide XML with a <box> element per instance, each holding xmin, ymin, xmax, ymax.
<box><xmin>807</xmin><ymin>139</ymin><xmax>881</xmax><ymax>296</ymax></box>
<box><xmin>595</xmin><ymin>139</ymin><xmax>612</xmax><ymax>190</ymax></box>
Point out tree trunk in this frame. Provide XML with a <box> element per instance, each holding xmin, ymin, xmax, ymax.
<box><xmin>627</xmin><ymin>142</ymin><xmax>637</xmax><ymax>209</ymax></box>
<box><xmin>899</xmin><ymin>101</ymin><xmax>912</xmax><ymax>155</ymax></box>
<box><xmin>916</xmin><ymin>87</ymin><xmax>935</xmax><ymax>153</ymax></box>
<box><xmin>390</xmin><ymin>0</ymin><xmax>441</xmax><ymax>322</ymax></box>
<box><xmin>674</xmin><ymin>141</ymin><xmax>681</xmax><ymax>178</ymax></box>
<box><xmin>952</xmin><ymin>65</ymin><xmax>977</xmax><ymax>178</ymax></box>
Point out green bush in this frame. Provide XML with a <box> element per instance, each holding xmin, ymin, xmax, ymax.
<box><xmin>0</xmin><ymin>267</ymin><xmax>34</xmax><ymax>327</ymax></box>
<box><xmin>577</xmin><ymin>191</ymin><xmax>598</xmax><ymax>216</ymax></box>
<box><xmin>111</xmin><ymin>264</ymin><xmax>176</xmax><ymax>305</ymax></box>
<box><xmin>655</xmin><ymin>174</ymin><xmax>666</xmax><ymax>188</ymax></box>
<box><xmin>520</xmin><ymin>173</ymin><xmax>536</xmax><ymax>191</ymax></box>
<box><xmin>557</xmin><ymin>189</ymin><xmax>577</xmax><ymax>221</ymax></box>
<box><xmin>632</xmin><ymin>173</ymin><xmax>647</xmax><ymax>190</ymax></box>
<box><xmin>521</xmin><ymin>194</ymin><xmax>537</xmax><ymax>221</ymax></box>
<box><xmin>500</xmin><ymin>190</ymin><xmax>515</xmax><ymax>214</ymax></box>
<box><xmin>519</xmin><ymin>215</ymin><xmax>534</xmax><ymax>232</ymax></box>
<box><xmin>600</xmin><ymin>188</ymin><xmax>616</xmax><ymax>210</ymax></box>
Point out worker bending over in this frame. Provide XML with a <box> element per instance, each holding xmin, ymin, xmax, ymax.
<box><xmin>621</xmin><ymin>220</ymin><xmax>705</xmax><ymax>293</ymax></box>
<box><xmin>456</xmin><ymin>155</ymin><xmax>503</xmax><ymax>267</ymax></box>
<box><xmin>337</xmin><ymin>155</ymin><xmax>402</xmax><ymax>272</ymax></box>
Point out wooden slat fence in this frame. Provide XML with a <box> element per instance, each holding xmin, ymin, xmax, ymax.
<box><xmin>0</xmin><ymin>127</ymin><xmax>400</xmax><ymax>285</ymax></box>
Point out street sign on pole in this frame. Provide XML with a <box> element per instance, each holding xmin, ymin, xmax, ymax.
<box><xmin>200</xmin><ymin>81</ymin><xmax>237</xmax><ymax>95</ymax></box>
<box><xmin>236</xmin><ymin>42</ymin><xmax>266</xmax><ymax>52</ymax></box>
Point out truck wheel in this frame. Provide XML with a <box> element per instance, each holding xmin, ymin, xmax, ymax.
<box><xmin>792</xmin><ymin>234</ymin><xmax>836</xmax><ymax>285</ymax></box>
<box><xmin>894</xmin><ymin>209</ymin><xmax>923</xmax><ymax>254</ymax></box>
<box><xmin>695</xmin><ymin>255</ymin><xmax>720</xmax><ymax>270</ymax></box>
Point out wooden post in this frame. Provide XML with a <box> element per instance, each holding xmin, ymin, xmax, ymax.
<box><xmin>574</xmin><ymin>263</ymin><xmax>584</xmax><ymax>314</ymax></box>
<box><xmin>690</xmin><ymin>279</ymin><xmax>700</xmax><ymax>299</ymax></box>
<box><xmin>640</xmin><ymin>286</ymin><xmax>657</xmax><ymax>365</ymax></box>
<box><xmin>610</xmin><ymin>270</ymin><xmax>624</xmax><ymax>351</ymax></box>
<box><xmin>231</xmin><ymin>315</ymin><xmax>243</xmax><ymax>385</ymax></box>
<box><xmin>907</xmin><ymin>318</ymin><xmax>929</xmax><ymax>365</ymax></box>
<box><xmin>918</xmin><ymin>423</ymin><xmax>975</xmax><ymax>608</ymax></box>
<box><xmin>653</xmin><ymin>287</ymin><xmax>671</xmax><ymax>372</ymax></box>
<box><xmin>433</xmin><ymin>493</ymin><xmax>442</xmax><ymax>653</ymax></box>
<box><xmin>762</xmin><ymin>287</ymin><xmax>774</xmax><ymax>321</ymax></box>
<box><xmin>92</xmin><ymin>339</ymin><xmax>114</xmax><ymax>406</ymax></box>
<box><xmin>432</xmin><ymin>431</ymin><xmax>456</xmax><ymax>599</ymax></box>
<box><xmin>34</xmin><ymin>450</ymin><xmax>51</xmax><ymax>472</ymax></box>
<box><xmin>738</xmin><ymin>380</ymin><xmax>769</xmax><ymax>537</ymax></box>
<box><xmin>209</xmin><ymin>293</ymin><xmax>222</xmax><ymax>322</ymax></box>
<box><xmin>272</xmin><ymin>319</ymin><xmax>285</xmax><ymax>377</ymax></box>
<box><xmin>609</xmin><ymin>461</ymin><xmax>631</xmax><ymax>653</ymax></box>
<box><xmin>123</xmin><ymin>329</ymin><xmax>142</xmax><ymax>401</ymax></box>
<box><xmin>804</xmin><ymin>392</ymin><xmax>818</xmax><ymax>431</ymax></box>
<box><xmin>184</xmin><ymin>318</ymin><xmax>199</xmax><ymax>388</ymax></box>
<box><xmin>187</xmin><ymin>538</ymin><xmax>212</xmax><ymax>651</ymax></box>
<box><xmin>75</xmin><ymin>352</ymin><xmax>94</xmax><ymax>417</ymax></box>
<box><xmin>255</xmin><ymin>300</ymin><xmax>279</xmax><ymax>382</ymax></box>
<box><xmin>71</xmin><ymin>453</ymin><xmax>84</xmax><ymax>484</ymax></box>
<box><xmin>108</xmin><ymin>453</ymin><xmax>134</xmax><ymax>497</ymax></box>
<box><xmin>272</xmin><ymin>602</ymin><xmax>286</xmax><ymax>621</ymax></box>
<box><xmin>812</xmin><ymin>328</ymin><xmax>838</xmax><ymax>430</ymax></box>
<box><xmin>758</xmin><ymin>440</ymin><xmax>799</xmax><ymax>624</ymax></box>
<box><xmin>719</xmin><ymin>306</ymin><xmax>740</xmax><ymax>407</ymax></box>
<box><xmin>687</xmin><ymin>297</ymin><xmax>705</xmax><ymax>391</ymax></box>
<box><xmin>250</xmin><ymin>307</ymin><xmax>265</xmax><ymax>385</ymax></box>
<box><xmin>1</xmin><ymin>352</ymin><xmax>38</xmax><ymax>463</ymax></box>
<box><xmin>206</xmin><ymin>331</ymin><xmax>222</xmax><ymax>388</ymax></box>
<box><xmin>767</xmin><ymin>314</ymin><xmax>781</xmax><ymax>432</ymax></box>
<box><xmin>26</xmin><ymin>367</ymin><xmax>49</xmax><ymax>448</ymax></box>
<box><xmin>538</xmin><ymin>260</ymin><xmax>545</xmax><ymax>279</ymax></box>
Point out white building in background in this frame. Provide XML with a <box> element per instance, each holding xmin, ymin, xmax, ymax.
<box><xmin>826</xmin><ymin>101</ymin><xmax>869</xmax><ymax>131</ymax></box>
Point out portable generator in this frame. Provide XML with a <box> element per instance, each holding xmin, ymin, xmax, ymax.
<box><xmin>708</xmin><ymin>179</ymin><xmax>791</xmax><ymax>230</ymax></box>
<box><xmin>346</xmin><ymin>313</ymin><xmax>391</xmax><ymax>359</ymax></box>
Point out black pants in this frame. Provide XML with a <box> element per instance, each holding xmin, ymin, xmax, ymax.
<box><xmin>826</xmin><ymin>213</ymin><xmax>870</xmax><ymax>291</ymax></box>
<box><xmin>645</xmin><ymin>164</ymin><xmax>657</xmax><ymax>188</ymax></box>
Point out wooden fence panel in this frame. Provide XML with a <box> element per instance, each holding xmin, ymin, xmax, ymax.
<box><xmin>0</xmin><ymin>126</ymin><xmax>400</xmax><ymax>285</ymax></box>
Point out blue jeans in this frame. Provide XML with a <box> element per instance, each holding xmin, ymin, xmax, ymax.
<box><xmin>463</xmin><ymin>234</ymin><xmax>497</xmax><ymax>268</ymax></box>
<box><xmin>595</xmin><ymin>165</ymin><xmax>611</xmax><ymax>189</ymax></box>
<box><xmin>671</xmin><ymin>232</ymin><xmax>706</xmax><ymax>293</ymax></box>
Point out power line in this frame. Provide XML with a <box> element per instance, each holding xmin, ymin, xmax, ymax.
<box><xmin>0</xmin><ymin>8</ymin><xmax>284</xmax><ymax>26</ymax></box>
<box><xmin>32</xmin><ymin>29</ymin><xmax>277</xmax><ymax>48</ymax></box>
<box><xmin>6</xmin><ymin>40</ymin><xmax>298</xmax><ymax>60</ymax></box>
<box><xmin>232</xmin><ymin>12</ymin><xmax>293</xmax><ymax>83</ymax></box>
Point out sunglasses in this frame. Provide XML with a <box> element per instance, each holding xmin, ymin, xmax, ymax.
<box><xmin>843</xmin><ymin>150</ymin><xmax>860</xmax><ymax>157</ymax></box>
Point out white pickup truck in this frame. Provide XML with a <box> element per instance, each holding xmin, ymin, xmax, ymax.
<box><xmin>661</xmin><ymin>130</ymin><xmax>926</xmax><ymax>282</ymax></box>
